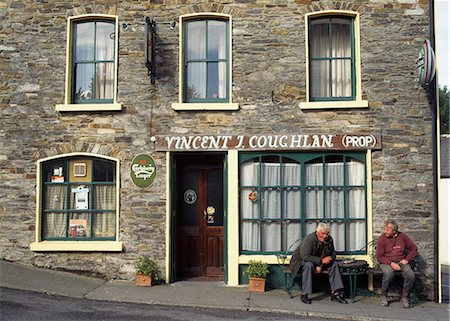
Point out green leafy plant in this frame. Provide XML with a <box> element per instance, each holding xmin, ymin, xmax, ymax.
<box><xmin>244</xmin><ymin>260</ymin><xmax>270</xmax><ymax>278</ymax></box>
<box><xmin>134</xmin><ymin>256</ymin><xmax>158</xmax><ymax>278</ymax></box>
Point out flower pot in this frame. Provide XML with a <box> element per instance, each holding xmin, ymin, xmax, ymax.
<box><xmin>248</xmin><ymin>277</ymin><xmax>266</xmax><ymax>292</ymax></box>
<box><xmin>136</xmin><ymin>273</ymin><xmax>152</xmax><ymax>287</ymax></box>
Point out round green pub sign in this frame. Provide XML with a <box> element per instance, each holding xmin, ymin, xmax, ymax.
<box><xmin>131</xmin><ymin>154</ymin><xmax>156</xmax><ymax>188</ymax></box>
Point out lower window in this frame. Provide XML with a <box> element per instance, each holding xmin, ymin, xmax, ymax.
<box><xmin>40</xmin><ymin>155</ymin><xmax>117</xmax><ymax>240</ymax></box>
<box><xmin>239</xmin><ymin>152</ymin><xmax>367</xmax><ymax>255</ymax></box>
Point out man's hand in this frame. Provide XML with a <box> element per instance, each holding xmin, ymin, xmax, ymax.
<box><xmin>390</xmin><ymin>262</ymin><xmax>402</xmax><ymax>271</ymax></box>
<box><xmin>399</xmin><ymin>259</ymin><xmax>408</xmax><ymax>265</ymax></box>
<box><xmin>315</xmin><ymin>265</ymin><xmax>322</xmax><ymax>274</ymax></box>
<box><xmin>321</xmin><ymin>256</ymin><xmax>332</xmax><ymax>265</ymax></box>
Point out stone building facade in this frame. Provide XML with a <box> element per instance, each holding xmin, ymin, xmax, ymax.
<box><xmin>0</xmin><ymin>0</ymin><xmax>438</xmax><ymax>299</ymax></box>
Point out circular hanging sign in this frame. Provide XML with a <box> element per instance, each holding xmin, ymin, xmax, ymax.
<box><xmin>417</xmin><ymin>39</ymin><xmax>436</xmax><ymax>88</ymax></box>
<box><xmin>184</xmin><ymin>189</ymin><xmax>197</xmax><ymax>204</ymax></box>
<box><xmin>130</xmin><ymin>154</ymin><xmax>156</xmax><ymax>188</ymax></box>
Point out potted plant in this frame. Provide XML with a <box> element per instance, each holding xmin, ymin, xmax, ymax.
<box><xmin>244</xmin><ymin>260</ymin><xmax>270</xmax><ymax>292</ymax></box>
<box><xmin>134</xmin><ymin>255</ymin><xmax>158</xmax><ymax>286</ymax></box>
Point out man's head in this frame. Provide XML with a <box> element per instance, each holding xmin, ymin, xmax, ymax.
<box><xmin>383</xmin><ymin>219</ymin><xmax>398</xmax><ymax>238</ymax></box>
<box><xmin>315</xmin><ymin>222</ymin><xmax>331</xmax><ymax>243</ymax></box>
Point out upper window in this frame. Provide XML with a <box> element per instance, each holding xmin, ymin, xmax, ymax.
<box><xmin>172</xmin><ymin>13</ymin><xmax>238</xmax><ymax>110</ymax></box>
<box><xmin>56</xmin><ymin>15</ymin><xmax>121</xmax><ymax>111</ymax></box>
<box><xmin>309</xmin><ymin>17</ymin><xmax>355</xmax><ymax>101</ymax></box>
<box><xmin>30</xmin><ymin>154</ymin><xmax>122</xmax><ymax>251</ymax></box>
<box><xmin>72</xmin><ymin>20</ymin><xmax>115</xmax><ymax>104</ymax></box>
<box><xmin>239</xmin><ymin>152</ymin><xmax>367</xmax><ymax>255</ymax></box>
<box><xmin>301</xmin><ymin>11</ymin><xmax>368</xmax><ymax>109</ymax></box>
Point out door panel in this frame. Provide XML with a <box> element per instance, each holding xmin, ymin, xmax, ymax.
<box><xmin>176</xmin><ymin>155</ymin><xmax>224</xmax><ymax>279</ymax></box>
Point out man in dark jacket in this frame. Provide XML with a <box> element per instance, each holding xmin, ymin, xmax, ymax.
<box><xmin>376</xmin><ymin>219</ymin><xmax>418</xmax><ymax>308</ymax></box>
<box><xmin>289</xmin><ymin>222</ymin><xmax>347</xmax><ymax>304</ymax></box>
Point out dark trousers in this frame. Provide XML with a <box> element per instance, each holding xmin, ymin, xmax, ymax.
<box><xmin>380</xmin><ymin>263</ymin><xmax>415</xmax><ymax>291</ymax></box>
<box><xmin>301</xmin><ymin>261</ymin><xmax>344</xmax><ymax>295</ymax></box>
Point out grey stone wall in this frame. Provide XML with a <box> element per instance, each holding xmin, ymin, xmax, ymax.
<box><xmin>0</xmin><ymin>0</ymin><xmax>435</xmax><ymax>298</ymax></box>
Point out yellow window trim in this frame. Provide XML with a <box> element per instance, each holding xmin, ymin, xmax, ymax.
<box><xmin>57</xmin><ymin>14</ymin><xmax>121</xmax><ymax>112</ymax></box>
<box><xmin>303</xmin><ymin>10</ymin><xmax>364</xmax><ymax>108</ymax></box>
<box><xmin>31</xmin><ymin>152</ymin><xmax>121</xmax><ymax>252</ymax></box>
<box><xmin>173</xmin><ymin>13</ymin><xmax>238</xmax><ymax>110</ymax></box>
<box><xmin>30</xmin><ymin>241</ymin><xmax>123</xmax><ymax>252</ymax></box>
<box><xmin>299</xmin><ymin>100</ymin><xmax>368</xmax><ymax>109</ymax></box>
<box><xmin>56</xmin><ymin>103</ymin><xmax>122</xmax><ymax>112</ymax></box>
<box><xmin>171</xmin><ymin>102</ymin><xmax>239</xmax><ymax>111</ymax></box>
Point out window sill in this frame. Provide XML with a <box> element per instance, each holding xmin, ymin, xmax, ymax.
<box><xmin>172</xmin><ymin>102</ymin><xmax>239</xmax><ymax>111</ymax></box>
<box><xmin>30</xmin><ymin>241</ymin><xmax>123</xmax><ymax>252</ymax></box>
<box><xmin>55</xmin><ymin>103</ymin><xmax>122</xmax><ymax>112</ymax></box>
<box><xmin>299</xmin><ymin>100</ymin><xmax>369</xmax><ymax>110</ymax></box>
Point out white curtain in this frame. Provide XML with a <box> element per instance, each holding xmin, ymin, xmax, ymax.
<box><xmin>346</xmin><ymin>160</ymin><xmax>365</xmax><ymax>250</ymax></box>
<box><xmin>187</xmin><ymin>21</ymin><xmax>207</xmax><ymax>99</ymax></box>
<box><xmin>310</xmin><ymin>18</ymin><xmax>351</xmax><ymax>98</ymax></box>
<box><xmin>241</xmin><ymin>162</ymin><xmax>260</xmax><ymax>251</ymax></box>
<box><xmin>93</xmin><ymin>185</ymin><xmax>116</xmax><ymax>237</ymax></box>
<box><xmin>241</xmin><ymin>162</ymin><xmax>302</xmax><ymax>251</ymax></box>
<box><xmin>95</xmin><ymin>22</ymin><xmax>114</xmax><ymax>100</ymax></box>
<box><xmin>43</xmin><ymin>185</ymin><xmax>67</xmax><ymax>237</ymax></box>
<box><xmin>211</xmin><ymin>20</ymin><xmax>227</xmax><ymax>99</ymax></box>
<box><xmin>305</xmin><ymin>159</ymin><xmax>365</xmax><ymax>252</ymax></box>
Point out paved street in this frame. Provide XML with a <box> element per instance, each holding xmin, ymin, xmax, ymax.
<box><xmin>0</xmin><ymin>287</ymin><xmax>341</xmax><ymax>321</ymax></box>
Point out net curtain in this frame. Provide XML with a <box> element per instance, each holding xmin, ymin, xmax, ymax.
<box><xmin>240</xmin><ymin>159</ymin><xmax>365</xmax><ymax>253</ymax></box>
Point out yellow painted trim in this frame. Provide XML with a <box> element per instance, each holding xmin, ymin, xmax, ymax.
<box><xmin>303</xmin><ymin>10</ymin><xmax>364</xmax><ymax>105</ymax></box>
<box><xmin>31</xmin><ymin>152</ymin><xmax>121</xmax><ymax>251</ymax></box>
<box><xmin>366</xmin><ymin>149</ymin><xmax>375</xmax><ymax>290</ymax></box>
<box><xmin>171</xmin><ymin>103</ymin><xmax>239</xmax><ymax>111</ymax></box>
<box><xmin>58</xmin><ymin>14</ymin><xmax>121</xmax><ymax>110</ymax></box>
<box><xmin>227</xmin><ymin>150</ymin><xmax>239</xmax><ymax>285</ymax></box>
<box><xmin>30</xmin><ymin>241</ymin><xmax>122</xmax><ymax>252</ymax></box>
<box><xmin>175</xmin><ymin>13</ymin><xmax>238</xmax><ymax>109</ymax></box>
<box><xmin>299</xmin><ymin>100</ymin><xmax>368</xmax><ymax>109</ymax></box>
<box><xmin>165</xmin><ymin>152</ymin><xmax>171</xmax><ymax>283</ymax></box>
<box><xmin>56</xmin><ymin>103</ymin><xmax>122</xmax><ymax>112</ymax></box>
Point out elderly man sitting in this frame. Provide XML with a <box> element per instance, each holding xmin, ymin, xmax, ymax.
<box><xmin>289</xmin><ymin>222</ymin><xmax>347</xmax><ymax>304</ymax></box>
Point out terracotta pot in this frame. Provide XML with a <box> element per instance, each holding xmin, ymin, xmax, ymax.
<box><xmin>248</xmin><ymin>277</ymin><xmax>266</xmax><ymax>292</ymax></box>
<box><xmin>136</xmin><ymin>273</ymin><xmax>152</xmax><ymax>286</ymax></box>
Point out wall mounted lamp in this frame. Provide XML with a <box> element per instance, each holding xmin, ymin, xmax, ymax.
<box><xmin>144</xmin><ymin>16</ymin><xmax>156</xmax><ymax>84</ymax></box>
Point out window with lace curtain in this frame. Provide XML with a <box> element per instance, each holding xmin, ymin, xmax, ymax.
<box><xmin>56</xmin><ymin>15</ymin><xmax>121</xmax><ymax>111</ymax></box>
<box><xmin>183</xmin><ymin>17</ymin><xmax>229</xmax><ymax>103</ymax></box>
<box><xmin>300</xmin><ymin>11</ymin><xmax>367</xmax><ymax>109</ymax></box>
<box><xmin>309</xmin><ymin>16</ymin><xmax>355</xmax><ymax>101</ymax></box>
<box><xmin>40</xmin><ymin>155</ymin><xmax>117</xmax><ymax>241</ymax></box>
<box><xmin>239</xmin><ymin>153</ymin><xmax>367</xmax><ymax>255</ymax></box>
<box><xmin>172</xmin><ymin>13</ymin><xmax>238</xmax><ymax>110</ymax></box>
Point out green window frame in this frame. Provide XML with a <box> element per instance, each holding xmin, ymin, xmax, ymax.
<box><xmin>183</xmin><ymin>17</ymin><xmax>230</xmax><ymax>103</ymax></box>
<box><xmin>308</xmin><ymin>16</ymin><xmax>356</xmax><ymax>101</ymax></box>
<box><xmin>239</xmin><ymin>152</ymin><xmax>367</xmax><ymax>255</ymax></box>
<box><xmin>71</xmin><ymin>19</ymin><xmax>116</xmax><ymax>104</ymax></box>
<box><xmin>40</xmin><ymin>156</ymin><xmax>117</xmax><ymax>241</ymax></box>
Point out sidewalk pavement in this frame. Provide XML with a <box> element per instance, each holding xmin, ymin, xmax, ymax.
<box><xmin>1</xmin><ymin>260</ymin><xmax>449</xmax><ymax>321</ymax></box>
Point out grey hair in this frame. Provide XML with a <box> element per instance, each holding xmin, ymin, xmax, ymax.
<box><xmin>384</xmin><ymin>219</ymin><xmax>398</xmax><ymax>231</ymax></box>
<box><xmin>316</xmin><ymin>222</ymin><xmax>331</xmax><ymax>233</ymax></box>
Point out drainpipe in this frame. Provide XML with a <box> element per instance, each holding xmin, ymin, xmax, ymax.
<box><xmin>428</xmin><ymin>0</ymin><xmax>439</xmax><ymax>303</ymax></box>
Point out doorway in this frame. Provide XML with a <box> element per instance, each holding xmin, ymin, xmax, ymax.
<box><xmin>173</xmin><ymin>153</ymin><xmax>225</xmax><ymax>281</ymax></box>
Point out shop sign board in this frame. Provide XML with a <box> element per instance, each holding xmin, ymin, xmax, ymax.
<box><xmin>154</xmin><ymin>133</ymin><xmax>381</xmax><ymax>152</ymax></box>
<box><xmin>131</xmin><ymin>154</ymin><xmax>156</xmax><ymax>188</ymax></box>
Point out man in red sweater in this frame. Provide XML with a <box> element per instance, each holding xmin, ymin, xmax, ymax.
<box><xmin>376</xmin><ymin>219</ymin><xmax>418</xmax><ymax>308</ymax></box>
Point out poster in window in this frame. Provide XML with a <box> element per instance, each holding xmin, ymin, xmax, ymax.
<box><xmin>69</xmin><ymin>219</ymin><xmax>87</xmax><ymax>237</ymax></box>
<box><xmin>72</xmin><ymin>186</ymin><xmax>89</xmax><ymax>210</ymax></box>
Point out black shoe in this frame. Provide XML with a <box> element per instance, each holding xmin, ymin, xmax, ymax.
<box><xmin>331</xmin><ymin>292</ymin><xmax>348</xmax><ymax>304</ymax></box>
<box><xmin>301</xmin><ymin>294</ymin><xmax>312</xmax><ymax>304</ymax></box>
